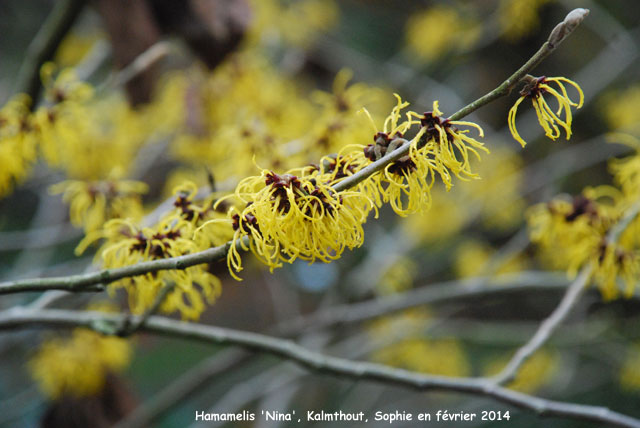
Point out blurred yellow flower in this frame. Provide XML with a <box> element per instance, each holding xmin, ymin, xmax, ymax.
<box><xmin>213</xmin><ymin>169</ymin><xmax>372</xmax><ymax>279</ymax></box>
<box><xmin>377</xmin><ymin>259</ymin><xmax>417</xmax><ymax>295</ymax></box>
<box><xmin>602</xmin><ymin>85</ymin><xmax>640</xmax><ymax>131</ymax></box>
<box><xmin>50</xmin><ymin>179</ymin><xmax>148</xmax><ymax>232</ymax></box>
<box><xmin>620</xmin><ymin>343</ymin><xmax>640</xmax><ymax>391</ymax></box>
<box><xmin>249</xmin><ymin>0</ymin><xmax>338</xmax><ymax>48</ymax></box>
<box><xmin>454</xmin><ymin>239</ymin><xmax>528</xmax><ymax>279</ymax></box>
<box><xmin>499</xmin><ymin>0</ymin><xmax>552</xmax><ymax>42</ymax></box>
<box><xmin>0</xmin><ymin>95</ymin><xmax>37</xmax><ymax>198</ymax></box>
<box><xmin>373</xmin><ymin>338</ymin><xmax>470</xmax><ymax>377</ymax></box>
<box><xmin>29</xmin><ymin>327</ymin><xmax>131</xmax><ymax>400</ymax></box>
<box><xmin>485</xmin><ymin>350</ymin><xmax>558</xmax><ymax>393</ymax></box>
<box><xmin>405</xmin><ymin>5</ymin><xmax>481</xmax><ymax>62</ymax></box>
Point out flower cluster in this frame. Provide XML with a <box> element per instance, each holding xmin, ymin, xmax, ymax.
<box><xmin>79</xmin><ymin>183</ymin><xmax>231</xmax><ymax>320</ymax></box>
<box><xmin>204</xmin><ymin>94</ymin><xmax>489</xmax><ymax>280</ymax></box>
<box><xmin>206</xmin><ymin>169</ymin><xmax>373</xmax><ymax>280</ymax></box>
<box><xmin>528</xmin><ymin>129</ymin><xmax>640</xmax><ymax>301</ymax></box>
<box><xmin>168</xmin><ymin>54</ymin><xmax>385</xmax><ymax>190</ymax></box>
<box><xmin>528</xmin><ymin>186</ymin><xmax>640</xmax><ymax>300</ymax></box>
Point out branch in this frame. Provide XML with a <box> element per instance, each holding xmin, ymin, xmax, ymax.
<box><xmin>1</xmin><ymin>308</ymin><xmax>639</xmax><ymax>428</ymax></box>
<box><xmin>491</xmin><ymin>266</ymin><xmax>591</xmax><ymax>385</ymax></box>
<box><xmin>0</xmin><ymin>242</ymin><xmax>232</xmax><ymax>295</ymax></box>
<box><xmin>15</xmin><ymin>0</ymin><xmax>87</xmax><ymax>106</ymax></box>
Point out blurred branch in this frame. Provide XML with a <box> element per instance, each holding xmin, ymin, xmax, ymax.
<box><xmin>113</xmin><ymin>349</ymin><xmax>252</xmax><ymax>428</ymax></box>
<box><xmin>0</xmin><ymin>223</ymin><xmax>80</xmax><ymax>252</ymax></box>
<box><xmin>99</xmin><ymin>41</ymin><xmax>172</xmax><ymax>90</ymax></box>
<box><xmin>276</xmin><ymin>271</ymin><xmax>571</xmax><ymax>335</ymax></box>
<box><xmin>1</xmin><ymin>308</ymin><xmax>640</xmax><ymax>428</ymax></box>
<box><xmin>15</xmin><ymin>0</ymin><xmax>86</xmax><ymax>106</ymax></box>
<box><xmin>491</xmin><ymin>266</ymin><xmax>591</xmax><ymax>385</ymax></box>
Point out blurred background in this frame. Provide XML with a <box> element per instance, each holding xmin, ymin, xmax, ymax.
<box><xmin>1</xmin><ymin>0</ymin><xmax>640</xmax><ymax>427</ymax></box>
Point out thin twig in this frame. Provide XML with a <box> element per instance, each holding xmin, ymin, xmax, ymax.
<box><xmin>491</xmin><ymin>266</ymin><xmax>591</xmax><ymax>385</ymax></box>
<box><xmin>1</xmin><ymin>308</ymin><xmax>639</xmax><ymax>428</ymax></box>
<box><xmin>15</xmin><ymin>0</ymin><xmax>87</xmax><ymax>106</ymax></box>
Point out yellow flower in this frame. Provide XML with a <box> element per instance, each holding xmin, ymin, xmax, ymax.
<box><xmin>528</xmin><ymin>191</ymin><xmax>608</xmax><ymax>274</ymax></box>
<box><xmin>454</xmin><ymin>239</ymin><xmax>528</xmax><ymax>278</ymax></box>
<box><xmin>55</xmin><ymin>30</ymin><xmax>105</xmax><ymax>68</ymax></box>
<box><xmin>508</xmin><ymin>76</ymin><xmax>584</xmax><ymax>147</ymax></box>
<box><xmin>361</xmin><ymin>96</ymin><xmax>431</xmax><ymax>215</ymax></box>
<box><xmin>210</xmin><ymin>168</ymin><xmax>373</xmax><ymax>280</ymax></box>
<box><xmin>0</xmin><ymin>95</ymin><xmax>38</xmax><ymax>198</ymax></box>
<box><xmin>360</xmin><ymin>96</ymin><xmax>487</xmax><ymax>216</ymax></box>
<box><xmin>309</xmin><ymin>69</ymin><xmax>387</xmax><ymax>155</ymax></box>
<box><xmin>40</xmin><ymin>62</ymin><xmax>94</xmax><ymax>105</ymax></box>
<box><xmin>401</xmin><ymin>147</ymin><xmax>525</xmax><ymax>244</ymax></box>
<box><xmin>377</xmin><ymin>141</ymin><xmax>433</xmax><ymax>216</ymax></box>
<box><xmin>79</xmin><ymin>216</ymin><xmax>222</xmax><ymax>320</ymax></box>
<box><xmin>37</xmin><ymin>94</ymin><xmax>147</xmax><ymax>180</ymax></box>
<box><xmin>29</xmin><ymin>327</ymin><xmax>131</xmax><ymax>399</ymax></box>
<box><xmin>593</xmin><ymin>243</ymin><xmax>640</xmax><ymax>300</ymax></box>
<box><xmin>413</xmin><ymin>100</ymin><xmax>488</xmax><ymax>189</ymax></box>
<box><xmin>50</xmin><ymin>178</ymin><xmax>148</xmax><ymax>232</ymax></box>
